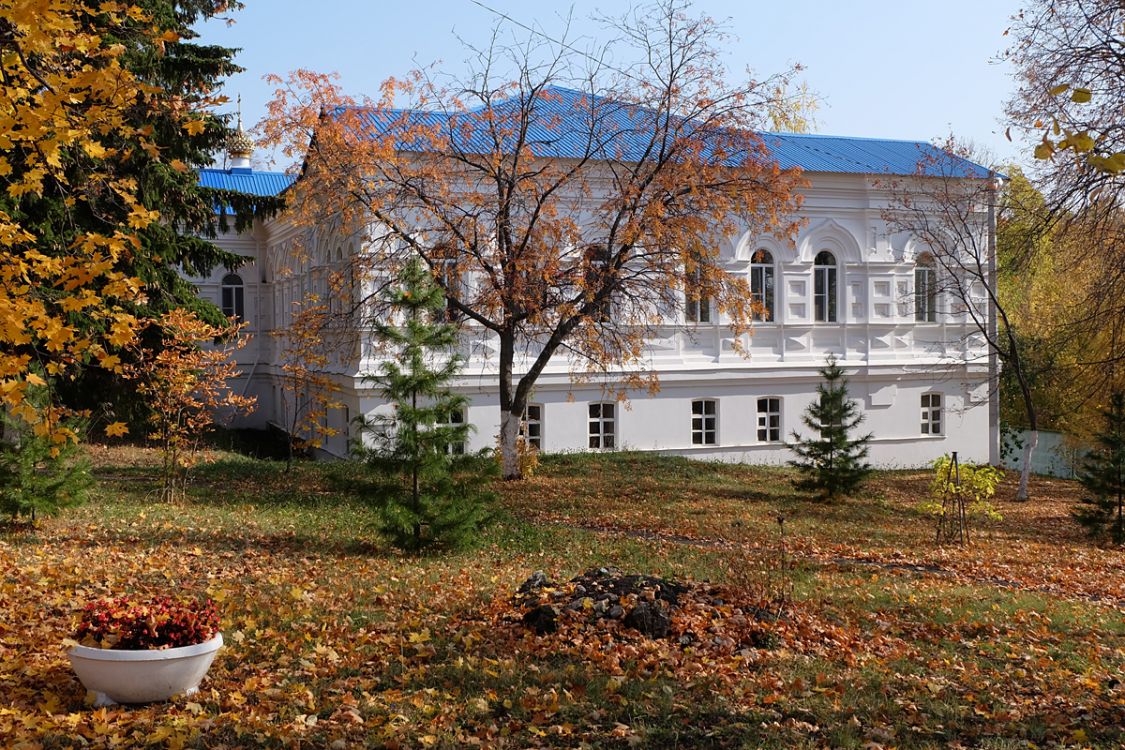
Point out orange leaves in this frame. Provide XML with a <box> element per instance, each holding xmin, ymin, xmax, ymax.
<box><xmin>122</xmin><ymin>310</ymin><xmax>256</xmax><ymax>499</ymax></box>
<box><xmin>2</xmin><ymin>448</ymin><xmax>1125</xmax><ymax>747</ymax></box>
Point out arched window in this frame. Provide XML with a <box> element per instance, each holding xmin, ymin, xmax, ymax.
<box><xmin>813</xmin><ymin>251</ymin><xmax>837</xmax><ymax>323</ymax></box>
<box><xmin>915</xmin><ymin>254</ymin><xmax>937</xmax><ymax>323</ymax></box>
<box><xmin>221</xmin><ymin>273</ymin><xmax>245</xmax><ymax>322</ymax></box>
<box><xmin>584</xmin><ymin>245</ymin><xmax>613</xmax><ymax>323</ymax></box>
<box><xmin>685</xmin><ymin>264</ymin><xmax>711</xmax><ymax>323</ymax></box>
<box><xmin>750</xmin><ymin>249</ymin><xmax>775</xmax><ymax>322</ymax></box>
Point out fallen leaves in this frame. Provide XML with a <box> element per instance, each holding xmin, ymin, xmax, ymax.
<box><xmin>0</xmin><ymin>448</ymin><xmax>1122</xmax><ymax>748</ymax></box>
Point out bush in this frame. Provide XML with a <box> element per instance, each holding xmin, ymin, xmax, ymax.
<box><xmin>921</xmin><ymin>453</ymin><xmax>1003</xmax><ymax>544</ymax></box>
<box><xmin>0</xmin><ymin>419</ymin><xmax>90</xmax><ymax>521</ymax></box>
<box><xmin>1072</xmin><ymin>392</ymin><xmax>1125</xmax><ymax>544</ymax></box>
<box><xmin>74</xmin><ymin>595</ymin><xmax>220</xmax><ymax>650</ymax></box>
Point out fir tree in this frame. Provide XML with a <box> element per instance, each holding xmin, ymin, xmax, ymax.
<box><xmin>0</xmin><ymin>398</ymin><xmax>91</xmax><ymax>522</ymax></box>
<box><xmin>1072</xmin><ymin>392</ymin><xmax>1125</xmax><ymax>545</ymax></box>
<box><xmin>788</xmin><ymin>355</ymin><xmax>872</xmax><ymax>501</ymax></box>
<box><xmin>44</xmin><ymin>1</ymin><xmax>284</xmax><ymax>423</ymax></box>
<box><xmin>358</xmin><ymin>258</ymin><xmax>494</xmax><ymax>551</ymax></box>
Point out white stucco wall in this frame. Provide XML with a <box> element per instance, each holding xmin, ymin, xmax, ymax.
<box><xmin>190</xmin><ymin>168</ymin><xmax>996</xmax><ymax>469</ymax></box>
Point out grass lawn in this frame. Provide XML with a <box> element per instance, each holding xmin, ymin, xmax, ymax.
<box><xmin>1</xmin><ymin>447</ymin><xmax>1123</xmax><ymax>748</ymax></box>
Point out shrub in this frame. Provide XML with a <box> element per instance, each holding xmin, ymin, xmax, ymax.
<box><xmin>922</xmin><ymin>453</ymin><xmax>1003</xmax><ymax>544</ymax></box>
<box><xmin>75</xmin><ymin>595</ymin><xmax>220</xmax><ymax>650</ymax></box>
<box><xmin>0</xmin><ymin>417</ymin><xmax>91</xmax><ymax>522</ymax></box>
<box><xmin>1072</xmin><ymin>392</ymin><xmax>1125</xmax><ymax>544</ymax></box>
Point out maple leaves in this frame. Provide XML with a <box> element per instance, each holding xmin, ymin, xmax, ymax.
<box><xmin>123</xmin><ymin>310</ymin><xmax>256</xmax><ymax>500</ymax></box>
<box><xmin>0</xmin><ymin>449</ymin><xmax>1122</xmax><ymax>747</ymax></box>
<box><xmin>0</xmin><ymin>0</ymin><xmax>185</xmax><ymax>443</ymax></box>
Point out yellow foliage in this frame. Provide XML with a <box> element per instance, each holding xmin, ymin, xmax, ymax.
<box><xmin>0</xmin><ymin>0</ymin><xmax>176</xmax><ymax>445</ymax></box>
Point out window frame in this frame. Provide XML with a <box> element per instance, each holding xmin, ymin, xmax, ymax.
<box><xmin>691</xmin><ymin>399</ymin><xmax>718</xmax><ymax>446</ymax></box>
<box><xmin>921</xmin><ymin>392</ymin><xmax>943</xmax><ymax>436</ymax></box>
<box><xmin>220</xmin><ymin>273</ymin><xmax>245</xmax><ymax>322</ymax></box>
<box><xmin>434</xmin><ymin>257</ymin><xmax>464</xmax><ymax>323</ymax></box>
<box><xmin>750</xmin><ymin>249</ymin><xmax>776</xmax><ymax>323</ymax></box>
<box><xmin>583</xmin><ymin>245</ymin><xmax>613</xmax><ymax>323</ymax></box>
<box><xmin>813</xmin><ymin>251</ymin><xmax>838</xmax><ymax>323</ymax></box>
<box><xmin>757</xmin><ymin>397</ymin><xmax>782</xmax><ymax>443</ymax></box>
<box><xmin>685</xmin><ymin>265</ymin><xmax>712</xmax><ymax>324</ymax></box>
<box><xmin>438</xmin><ymin>407</ymin><xmax>466</xmax><ymax>455</ymax></box>
<box><xmin>914</xmin><ymin>255</ymin><xmax>938</xmax><ymax>323</ymax></box>
<box><xmin>520</xmin><ymin>403</ymin><xmax>543</xmax><ymax>450</ymax></box>
<box><xmin>588</xmin><ymin>402</ymin><xmax>616</xmax><ymax>450</ymax></box>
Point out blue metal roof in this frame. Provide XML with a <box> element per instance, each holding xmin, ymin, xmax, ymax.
<box><xmin>341</xmin><ymin>86</ymin><xmax>993</xmax><ymax>179</ymax></box>
<box><xmin>197</xmin><ymin>167</ymin><xmax>294</xmax><ymax>197</ymax></box>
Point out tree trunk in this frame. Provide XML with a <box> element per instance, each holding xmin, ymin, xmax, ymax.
<box><xmin>1014</xmin><ymin>368</ymin><xmax>1038</xmax><ymax>502</ymax></box>
<box><xmin>1008</xmin><ymin>332</ymin><xmax>1038</xmax><ymax>502</ymax></box>
<box><xmin>497</xmin><ymin>329</ymin><xmax>523</xmax><ymax>480</ymax></box>
<box><xmin>1016</xmin><ymin>429</ymin><xmax>1038</xmax><ymax>502</ymax></box>
<box><xmin>500</xmin><ymin>408</ymin><xmax>521</xmax><ymax>480</ymax></box>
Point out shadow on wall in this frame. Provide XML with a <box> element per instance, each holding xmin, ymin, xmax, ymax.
<box><xmin>1001</xmin><ymin>426</ymin><xmax>1088</xmax><ymax>479</ymax></box>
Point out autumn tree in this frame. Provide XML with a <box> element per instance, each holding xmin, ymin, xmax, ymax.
<box><xmin>880</xmin><ymin>142</ymin><xmax>1044</xmax><ymax>500</ymax></box>
<box><xmin>788</xmin><ymin>355</ymin><xmax>872</xmax><ymax>502</ymax></box>
<box><xmin>1006</xmin><ymin>0</ymin><xmax>1125</xmax><ymax>406</ymax></box>
<box><xmin>0</xmin><ymin>1</ymin><xmax>160</xmax><ymax>444</ymax></box>
<box><xmin>125</xmin><ymin>310</ymin><xmax>255</xmax><ymax>500</ymax></box>
<box><xmin>993</xmin><ymin>167</ymin><xmax>1125</xmax><ymax>444</ymax></box>
<box><xmin>48</xmin><ymin>0</ymin><xmax>286</xmax><ymax>423</ymax></box>
<box><xmin>358</xmin><ymin>258</ymin><xmax>493</xmax><ymax>551</ymax></box>
<box><xmin>1008</xmin><ymin>0</ymin><xmax>1125</xmax><ymax>178</ymax></box>
<box><xmin>261</xmin><ymin>0</ymin><xmax>805</xmax><ymax>479</ymax></box>
<box><xmin>0</xmin><ymin>1</ymin><xmax>274</xmax><ymax>448</ymax></box>
<box><xmin>276</xmin><ymin>294</ymin><xmax>342</xmax><ymax>469</ymax></box>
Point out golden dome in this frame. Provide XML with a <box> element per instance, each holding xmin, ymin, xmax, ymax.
<box><xmin>227</xmin><ymin>126</ymin><xmax>254</xmax><ymax>158</ymax></box>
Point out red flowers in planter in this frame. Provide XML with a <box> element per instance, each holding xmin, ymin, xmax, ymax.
<box><xmin>75</xmin><ymin>595</ymin><xmax>219</xmax><ymax>650</ymax></box>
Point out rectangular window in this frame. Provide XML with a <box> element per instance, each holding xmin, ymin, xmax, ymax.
<box><xmin>757</xmin><ymin>397</ymin><xmax>781</xmax><ymax>442</ymax></box>
<box><xmin>691</xmin><ymin>399</ymin><xmax>717</xmax><ymax>445</ymax></box>
<box><xmin>221</xmin><ymin>285</ymin><xmax>245</xmax><ymax>322</ymax></box>
<box><xmin>685</xmin><ymin>267</ymin><xmax>712</xmax><ymax>323</ymax></box>
<box><xmin>750</xmin><ymin>264</ymin><xmax>775</xmax><ymax>322</ymax></box>
<box><xmin>435</xmin><ymin>259</ymin><xmax>463</xmax><ymax>322</ymax></box>
<box><xmin>588</xmin><ymin>403</ymin><xmax>615</xmax><ymax>450</ymax></box>
<box><xmin>921</xmin><ymin>393</ymin><xmax>942</xmax><ymax>435</ymax></box>
<box><xmin>520</xmin><ymin>404</ymin><xmax>542</xmax><ymax>450</ymax></box>
<box><xmin>814</xmin><ymin>266</ymin><xmax>837</xmax><ymax>323</ymax></box>
<box><xmin>584</xmin><ymin>246</ymin><xmax>612</xmax><ymax>323</ymax></box>
<box><xmin>439</xmin><ymin>408</ymin><xmax>466</xmax><ymax>454</ymax></box>
<box><xmin>915</xmin><ymin>267</ymin><xmax>937</xmax><ymax>322</ymax></box>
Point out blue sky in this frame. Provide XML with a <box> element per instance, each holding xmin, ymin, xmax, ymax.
<box><xmin>199</xmin><ymin>0</ymin><xmax>1025</xmax><ymax>170</ymax></box>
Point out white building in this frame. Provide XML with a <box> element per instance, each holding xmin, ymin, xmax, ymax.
<box><xmin>194</xmin><ymin>93</ymin><xmax>997</xmax><ymax>468</ymax></box>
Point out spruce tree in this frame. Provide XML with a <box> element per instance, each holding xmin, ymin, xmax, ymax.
<box><xmin>1072</xmin><ymin>392</ymin><xmax>1125</xmax><ymax>545</ymax></box>
<box><xmin>0</xmin><ymin>389</ymin><xmax>91</xmax><ymax>521</ymax></box>
<box><xmin>44</xmin><ymin>1</ymin><xmax>284</xmax><ymax>423</ymax></box>
<box><xmin>358</xmin><ymin>258</ymin><xmax>494</xmax><ymax>551</ymax></box>
<box><xmin>788</xmin><ymin>355</ymin><xmax>872</xmax><ymax>501</ymax></box>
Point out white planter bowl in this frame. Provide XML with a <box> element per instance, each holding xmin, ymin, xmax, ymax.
<box><xmin>69</xmin><ymin>633</ymin><xmax>223</xmax><ymax>706</ymax></box>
